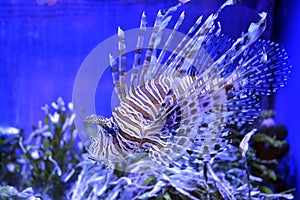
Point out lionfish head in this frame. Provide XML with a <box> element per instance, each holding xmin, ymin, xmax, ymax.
<box><xmin>86</xmin><ymin>114</ymin><xmax>117</xmax><ymax>138</ymax></box>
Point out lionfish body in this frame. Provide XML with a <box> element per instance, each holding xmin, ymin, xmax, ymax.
<box><xmin>87</xmin><ymin>0</ymin><xmax>291</xmax><ymax>169</ymax></box>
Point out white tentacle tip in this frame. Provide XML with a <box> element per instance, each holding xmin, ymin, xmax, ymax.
<box><xmin>180</xmin><ymin>11</ymin><xmax>185</xmax><ymax>18</ymax></box>
<box><xmin>142</xmin><ymin>11</ymin><xmax>146</xmax><ymax>18</ymax></box>
<box><xmin>118</xmin><ymin>26</ymin><xmax>124</xmax><ymax>36</ymax></box>
<box><xmin>259</xmin><ymin>12</ymin><xmax>267</xmax><ymax>19</ymax></box>
<box><xmin>157</xmin><ymin>10</ymin><xmax>162</xmax><ymax>17</ymax></box>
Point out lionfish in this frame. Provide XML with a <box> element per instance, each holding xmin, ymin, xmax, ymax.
<box><xmin>86</xmin><ymin>0</ymin><xmax>291</xmax><ymax>170</ymax></box>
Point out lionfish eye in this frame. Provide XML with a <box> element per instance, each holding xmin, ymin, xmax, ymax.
<box><xmin>102</xmin><ymin>128</ymin><xmax>113</xmax><ymax>138</ymax></box>
<box><xmin>107</xmin><ymin>127</ymin><xmax>115</xmax><ymax>135</ymax></box>
<box><xmin>102</xmin><ymin>123</ymin><xmax>116</xmax><ymax>137</ymax></box>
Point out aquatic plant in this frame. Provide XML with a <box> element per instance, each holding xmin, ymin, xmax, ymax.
<box><xmin>0</xmin><ymin>186</ymin><xmax>39</xmax><ymax>200</ymax></box>
<box><xmin>69</xmin><ymin>124</ymin><xmax>294</xmax><ymax>200</ymax></box>
<box><xmin>0</xmin><ymin>97</ymin><xmax>82</xmax><ymax>199</ymax></box>
<box><xmin>247</xmin><ymin>111</ymin><xmax>295</xmax><ymax>195</ymax></box>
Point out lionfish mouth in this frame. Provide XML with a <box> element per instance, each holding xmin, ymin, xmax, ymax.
<box><xmin>83</xmin><ymin>0</ymin><xmax>291</xmax><ymax>173</ymax></box>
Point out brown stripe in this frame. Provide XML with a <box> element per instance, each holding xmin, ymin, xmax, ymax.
<box><xmin>111</xmin><ymin>135</ymin><xmax>127</xmax><ymax>157</ymax></box>
<box><xmin>115</xmin><ymin>109</ymin><xmax>142</xmax><ymax>137</ymax></box>
<box><xmin>127</xmin><ymin>96</ymin><xmax>152</xmax><ymax>120</ymax></box>
<box><xmin>140</xmin><ymin>83</ymin><xmax>159</xmax><ymax>105</ymax></box>
<box><xmin>140</xmin><ymin>137</ymin><xmax>165</xmax><ymax>150</ymax></box>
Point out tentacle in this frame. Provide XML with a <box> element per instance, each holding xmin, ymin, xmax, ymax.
<box><xmin>118</xmin><ymin>27</ymin><xmax>128</xmax><ymax>99</ymax></box>
<box><xmin>155</xmin><ymin>15</ymin><xmax>203</xmax><ymax>78</ymax></box>
<box><xmin>150</xmin><ymin>11</ymin><xmax>186</xmax><ymax>78</ymax></box>
<box><xmin>159</xmin><ymin>0</ymin><xmax>238</xmax><ymax>78</ymax></box>
<box><xmin>109</xmin><ymin>54</ymin><xmax>122</xmax><ymax>100</ymax></box>
<box><xmin>139</xmin><ymin>10</ymin><xmax>164</xmax><ymax>86</ymax></box>
<box><xmin>130</xmin><ymin>12</ymin><xmax>147</xmax><ymax>92</ymax></box>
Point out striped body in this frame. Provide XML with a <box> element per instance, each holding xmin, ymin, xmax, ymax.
<box><xmin>89</xmin><ymin>75</ymin><xmax>205</xmax><ymax>164</ymax></box>
<box><xmin>86</xmin><ymin>0</ymin><xmax>291</xmax><ymax>169</ymax></box>
<box><xmin>113</xmin><ymin>76</ymin><xmax>199</xmax><ymax>151</ymax></box>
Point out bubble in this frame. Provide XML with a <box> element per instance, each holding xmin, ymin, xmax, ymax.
<box><xmin>46</xmin><ymin>0</ymin><xmax>57</xmax><ymax>6</ymax></box>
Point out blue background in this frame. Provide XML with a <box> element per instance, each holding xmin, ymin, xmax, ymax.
<box><xmin>0</xmin><ymin>0</ymin><xmax>299</xmax><ymax>196</ymax></box>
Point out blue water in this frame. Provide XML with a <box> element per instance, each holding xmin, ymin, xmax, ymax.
<box><xmin>0</xmin><ymin>0</ymin><xmax>299</xmax><ymax>196</ymax></box>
